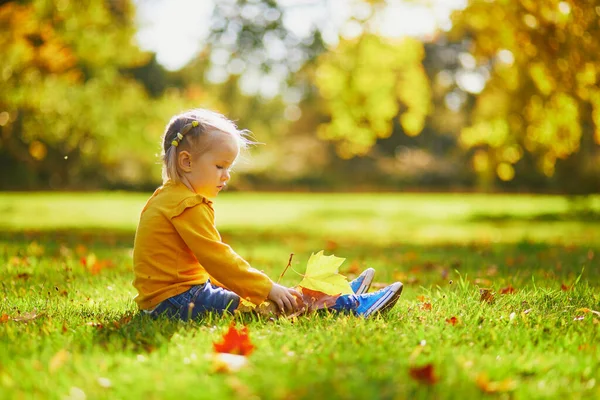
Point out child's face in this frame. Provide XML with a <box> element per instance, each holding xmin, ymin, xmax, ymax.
<box><xmin>186</xmin><ymin>132</ymin><xmax>239</xmax><ymax>198</ymax></box>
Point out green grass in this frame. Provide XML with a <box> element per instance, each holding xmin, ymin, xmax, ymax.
<box><xmin>1</xmin><ymin>192</ymin><xmax>599</xmax><ymax>399</ymax></box>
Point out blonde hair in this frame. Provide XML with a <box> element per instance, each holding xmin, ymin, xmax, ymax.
<box><xmin>160</xmin><ymin>109</ymin><xmax>252</xmax><ymax>184</ymax></box>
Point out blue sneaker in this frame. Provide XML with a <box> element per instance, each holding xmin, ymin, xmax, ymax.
<box><xmin>332</xmin><ymin>282</ymin><xmax>403</xmax><ymax>318</ymax></box>
<box><xmin>355</xmin><ymin>282</ymin><xmax>403</xmax><ymax>317</ymax></box>
<box><xmin>349</xmin><ymin>268</ymin><xmax>375</xmax><ymax>295</ymax></box>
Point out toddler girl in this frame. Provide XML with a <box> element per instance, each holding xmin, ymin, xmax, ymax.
<box><xmin>132</xmin><ymin>109</ymin><xmax>403</xmax><ymax>320</ymax></box>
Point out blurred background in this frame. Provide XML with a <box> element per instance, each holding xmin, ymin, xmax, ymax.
<box><xmin>1</xmin><ymin>0</ymin><xmax>599</xmax><ymax>195</ymax></box>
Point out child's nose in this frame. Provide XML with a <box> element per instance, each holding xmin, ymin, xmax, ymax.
<box><xmin>222</xmin><ymin>170</ymin><xmax>230</xmax><ymax>181</ymax></box>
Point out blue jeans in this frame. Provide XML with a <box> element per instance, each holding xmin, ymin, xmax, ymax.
<box><xmin>149</xmin><ymin>281</ymin><xmax>240</xmax><ymax>321</ymax></box>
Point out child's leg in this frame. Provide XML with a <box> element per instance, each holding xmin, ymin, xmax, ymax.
<box><xmin>151</xmin><ymin>280</ymin><xmax>240</xmax><ymax>321</ymax></box>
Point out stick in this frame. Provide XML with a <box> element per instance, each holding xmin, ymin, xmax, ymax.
<box><xmin>277</xmin><ymin>253</ymin><xmax>294</xmax><ymax>283</ymax></box>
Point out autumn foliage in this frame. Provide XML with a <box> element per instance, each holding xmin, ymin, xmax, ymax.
<box><xmin>213</xmin><ymin>323</ymin><xmax>255</xmax><ymax>356</ymax></box>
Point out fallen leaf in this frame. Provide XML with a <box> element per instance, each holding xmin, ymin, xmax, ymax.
<box><xmin>325</xmin><ymin>239</ymin><xmax>338</xmax><ymax>251</ymax></box>
<box><xmin>573</xmin><ymin>315</ymin><xmax>585</xmax><ymax>321</ymax></box>
<box><xmin>446</xmin><ymin>316</ymin><xmax>458</xmax><ymax>325</ymax></box>
<box><xmin>297</xmin><ymin>287</ymin><xmax>340</xmax><ymax>313</ymax></box>
<box><xmin>561</xmin><ymin>283</ymin><xmax>571</xmax><ymax>291</ymax></box>
<box><xmin>343</xmin><ymin>260</ymin><xmax>361</xmax><ymax>275</ymax></box>
<box><xmin>576</xmin><ymin>308</ymin><xmax>600</xmax><ymax>317</ymax></box>
<box><xmin>0</xmin><ymin>314</ymin><xmax>9</xmax><ymax>323</ymax></box>
<box><xmin>409</xmin><ymin>364</ymin><xmax>439</xmax><ymax>385</ymax></box>
<box><xmin>421</xmin><ymin>303</ymin><xmax>432</xmax><ymax>311</ymax></box>
<box><xmin>499</xmin><ymin>286</ymin><xmax>516</xmax><ymax>295</ymax></box>
<box><xmin>212</xmin><ymin>352</ymin><xmax>248</xmax><ymax>373</ymax></box>
<box><xmin>213</xmin><ymin>323</ymin><xmax>255</xmax><ymax>356</ymax></box>
<box><xmin>416</xmin><ymin>295</ymin><xmax>427</xmax><ymax>302</ymax></box>
<box><xmin>12</xmin><ymin>310</ymin><xmax>41</xmax><ymax>322</ymax></box>
<box><xmin>297</xmin><ymin>251</ymin><xmax>353</xmax><ymax>295</ymax></box>
<box><xmin>16</xmin><ymin>272</ymin><xmax>31</xmax><ymax>280</ymax></box>
<box><xmin>476</xmin><ymin>373</ymin><xmax>517</xmax><ymax>393</ymax></box>
<box><xmin>479</xmin><ymin>289</ymin><xmax>495</xmax><ymax>304</ymax></box>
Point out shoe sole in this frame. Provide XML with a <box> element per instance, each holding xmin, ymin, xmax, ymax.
<box><xmin>354</xmin><ymin>267</ymin><xmax>375</xmax><ymax>295</ymax></box>
<box><xmin>364</xmin><ymin>282</ymin><xmax>403</xmax><ymax>318</ymax></box>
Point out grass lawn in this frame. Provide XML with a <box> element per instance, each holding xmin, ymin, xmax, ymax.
<box><xmin>1</xmin><ymin>192</ymin><xmax>599</xmax><ymax>399</ymax></box>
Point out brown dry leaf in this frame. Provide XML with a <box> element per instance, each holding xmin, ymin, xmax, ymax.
<box><xmin>475</xmin><ymin>373</ymin><xmax>517</xmax><ymax>393</ymax></box>
<box><xmin>421</xmin><ymin>303</ymin><xmax>432</xmax><ymax>311</ymax></box>
<box><xmin>409</xmin><ymin>364</ymin><xmax>439</xmax><ymax>385</ymax></box>
<box><xmin>49</xmin><ymin>349</ymin><xmax>70</xmax><ymax>373</ymax></box>
<box><xmin>499</xmin><ymin>285</ymin><xmax>516</xmax><ymax>295</ymax></box>
<box><xmin>12</xmin><ymin>310</ymin><xmax>41</xmax><ymax>322</ymax></box>
<box><xmin>0</xmin><ymin>314</ymin><xmax>9</xmax><ymax>323</ymax></box>
<box><xmin>561</xmin><ymin>283</ymin><xmax>571</xmax><ymax>291</ymax></box>
<box><xmin>446</xmin><ymin>316</ymin><xmax>458</xmax><ymax>326</ymax></box>
<box><xmin>479</xmin><ymin>289</ymin><xmax>495</xmax><ymax>304</ymax></box>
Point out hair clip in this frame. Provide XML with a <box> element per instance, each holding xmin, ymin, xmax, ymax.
<box><xmin>177</xmin><ymin>132</ymin><xmax>183</xmax><ymax>140</ymax></box>
<box><xmin>192</xmin><ymin>121</ymin><xmax>199</xmax><ymax>127</ymax></box>
<box><xmin>171</xmin><ymin>140</ymin><xmax>179</xmax><ymax>147</ymax></box>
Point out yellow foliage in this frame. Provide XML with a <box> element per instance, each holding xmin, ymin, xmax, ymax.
<box><xmin>315</xmin><ymin>34</ymin><xmax>431</xmax><ymax>157</ymax></box>
<box><xmin>297</xmin><ymin>251</ymin><xmax>353</xmax><ymax>296</ymax></box>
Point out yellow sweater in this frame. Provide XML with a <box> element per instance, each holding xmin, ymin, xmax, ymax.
<box><xmin>132</xmin><ymin>181</ymin><xmax>273</xmax><ymax>310</ymax></box>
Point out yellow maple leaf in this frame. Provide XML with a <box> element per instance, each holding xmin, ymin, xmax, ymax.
<box><xmin>297</xmin><ymin>251</ymin><xmax>353</xmax><ymax>295</ymax></box>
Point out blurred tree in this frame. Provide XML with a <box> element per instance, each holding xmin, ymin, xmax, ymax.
<box><xmin>0</xmin><ymin>0</ymin><xmax>186</xmax><ymax>189</ymax></box>
<box><xmin>449</xmin><ymin>0</ymin><xmax>600</xmax><ymax>192</ymax></box>
<box><xmin>315</xmin><ymin>34</ymin><xmax>432</xmax><ymax>158</ymax></box>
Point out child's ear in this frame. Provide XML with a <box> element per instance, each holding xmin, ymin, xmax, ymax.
<box><xmin>178</xmin><ymin>150</ymin><xmax>193</xmax><ymax>172</ymax></box>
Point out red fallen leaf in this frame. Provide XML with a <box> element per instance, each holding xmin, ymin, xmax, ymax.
<box><xmin>213</xmin><ymin>323</ymin><xmax>255</xmax><ymax>356</ymax></box>
<box><xmin>500</xmin><ymin>286</ymin><xmax>516</xmax><ymax>295</ymax></box>
<box><xmin>297</xmin><ymin>287</ymin><xmax>340</xmax><ymax>313</ymax></box>
<box><xmin>409</xmin><ymin>363</ymin><xmax>439</xmax><ymax>385</ymax></box>
<box><xmin>561</xmin><ymin>283</ymin><xmax>571</xmax><ymax>291</ymax></box>
<box><xmin>0</xmin><ymin>314</ymin><xmax>9</xmax><ymax>323</ymax></box>
<box><xmin>421</xmin><ymin>303</ymin><xmax>432</xmax><ymax>311</ymax></box>
<box><xmin>446</xmin><ymin>316</ymin><xmax>458</xmax><ymax>325</ymax></box>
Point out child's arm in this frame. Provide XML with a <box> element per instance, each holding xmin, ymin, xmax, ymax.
<box><xmin>172</xmin><ymin>202</ymin><xmax>273</xmax><ymax>305</ymax></box>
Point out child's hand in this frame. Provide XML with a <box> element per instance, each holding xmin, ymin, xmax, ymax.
<box><xmin>267</xmin><ymin>283</ymin><xmax>301</xmax><ymax>313</ymax></box>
